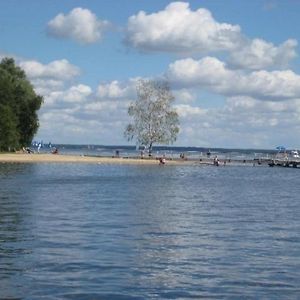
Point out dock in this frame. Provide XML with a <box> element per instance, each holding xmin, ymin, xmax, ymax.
<box><xmin>267</xmin><ymin>159</ymin><xmax>300</xmax><ymax>168</ymax></box>
<box><xmin>197</xmin><ymin>157</ymin><xmax>300</xmax><ymax>168</ymax></box>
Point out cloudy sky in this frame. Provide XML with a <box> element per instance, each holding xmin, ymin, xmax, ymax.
<box><xmin>1</xmin><ymin>0</ymin><xmax>300</xmax><ymax>149</ymax></box>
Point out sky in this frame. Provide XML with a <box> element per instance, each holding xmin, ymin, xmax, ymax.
<box><xmin>1</xmin><ymin>0</ymin><xmax>300</xmax><ymax>149</ymax></box>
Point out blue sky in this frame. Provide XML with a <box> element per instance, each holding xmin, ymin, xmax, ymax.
<box><xmin>1</xmin><ymin>0</ymin><xmax>300</xmax><ymax>149</ymax></box>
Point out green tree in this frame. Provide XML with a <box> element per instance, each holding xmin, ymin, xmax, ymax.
<box><xmin>0</xmin><ymin>104</ymin><xmax>19</xmax><ymax>151</ymax></box>
<box><xmin>0</xmin><ymin>58</ymin><xmax>43</xmax><ymax>151</ymax></box>
<box><xmin>125</xmin><ymin>79</ymin><xmax>179</xmax><ymax>155</ymax></box>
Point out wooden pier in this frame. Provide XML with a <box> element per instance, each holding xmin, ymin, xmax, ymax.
<box><xmin>198</xmin><ymin>157</ymin><xmax>300</xmax><ymax>168</ymax></box>
<box><xmin>267</xmin><ymin>159</ymin><xmax>300</xmax><ymax>168</ymax></box>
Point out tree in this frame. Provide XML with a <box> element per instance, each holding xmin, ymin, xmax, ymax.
<box><xmin>0</xmin><ymin>58</ymin><xmax>43</xmax><ymax>151</ymax></box>
<box><xmin>0</xmin><ymin>104</ymin><xmax>19</xmax><ymax>151</ymax></box>
<box><xmin>125</xmin><ymin>79</ymin><xmax>179</xmax><ymax>155</ymax></box>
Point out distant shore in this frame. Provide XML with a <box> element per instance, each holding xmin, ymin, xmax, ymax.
<box><xmin>0</xmin><ymin>153</ymin><xmax>190</xmax><ymax>165</ymax></box>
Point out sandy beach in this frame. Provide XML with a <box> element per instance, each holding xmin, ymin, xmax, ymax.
<box><xmin>0</xmin><ymin>153</ymin><xmax>260</xmax><ymax>166</ymax></box>
<box><xmin>0</xmin><ymin>153</ymin><xmax>189</xmax><ymax>165</ymax></box>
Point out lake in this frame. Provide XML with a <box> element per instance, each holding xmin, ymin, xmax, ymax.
<box><xmin>0</xmin><ymin>162</ymin><xmax>299</xmax><ymax>299</ymax></box>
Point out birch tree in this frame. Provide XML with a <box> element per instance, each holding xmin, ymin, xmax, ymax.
<box><xmin>125</xmin><ymin>79</ymin><xmax>179</xmax><ymax>155</ymax></box>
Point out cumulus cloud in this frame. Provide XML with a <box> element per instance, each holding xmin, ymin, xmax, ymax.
<box><xmin>173</xmin><ymin>96</ymin><xmax>300</xmax><ymax>148</ymax></box>
<box><xmin>18</xmin><ymin>58</ymin><xmax>81</xmax><ymax>98</ymax></box>
<box><xmin>43</xmin><ymin>84</ymin><xmax>92</xmax><ymax>107</ymax></box>
<box><xmin>229</xmin><ymin>38</ymin><xmax>297</xmax><ymax>70</ymax></box>
<box><xmin>38</xmin><ymin>107</ymin><xmax>128</xmax><ymax>145</ymax></box>
<box><xmin>14</xmin><ymin>52</ymin><xmax>299</xmax><ymax>147</ymax></box>
<box><xmin>38</xmin><ymin>95</ymin><xmax>130</xmax><ymax>144</ymax></box>
<box><xmin>97</xmin><ymin>80</ymin><xmax>135</xmax><ymax>99</ymax></box>
<box><xmin>125</xmin><ymin>2</ymin><xmax>297</xmax><ymax>70</ymax></box>
<box><xmin>125</xmin><ymin>2</ymin><xmax>241</xmax><ymax>53</ymax></box>
<box><xmin>166</xmin><ymin>57</ymin><xmax>300</xmax><ymax>100</ymax></box>
<box><xmin>20</xmin><ymin>59</ymin><xmax>80</xmax><ymax>81</ymax></box>
<box><xmin>34</xmin><ymin>71</ymin><xmax>300</xmax><ymax>147</ymax></box>
<box><xmin>175</xmin><ymin>104</ymin><xmax>207</xmax><ymax>118</ymax></box>
<box><xmin>82</xmin><ymin>100</ymin><xmax>129</xmax><ymax>123</ymax></box>
<box><xmin>62</xmin><ymin>84</ymin><xmax>92</xmax><ymax>102</ymax></box>
<box><xmin>36</xmin><ymin>78</ymin><xmax>135</xmax><ymax>144</ymax></box>
<box><xmin>173</xmin><ymin>89</ymin><xmax>196</xmax><ymax>103</ymax></box>
<box><xmin>47</xmin><ymin>7</ymin><xmax>110</xmax><ymax>44</ymax></box>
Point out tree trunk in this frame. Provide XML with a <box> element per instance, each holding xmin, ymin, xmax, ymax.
<box><xmin>148</xmin><ymin>142</ymin><xmax>153</xmax><ymax>156</ymax></box>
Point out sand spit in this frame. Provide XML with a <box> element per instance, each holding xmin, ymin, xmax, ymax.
<box><xmin>0</xmin><ymin>153</ymin><xmax>264</xmax><ymax>167</ymax></box>
<box><xmin>0</xmin><ymin>153</ymin><xmax>190</xmax><ymax>165</ymax></box>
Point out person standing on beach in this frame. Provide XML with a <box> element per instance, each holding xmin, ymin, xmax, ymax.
<box><xmin>37</xmin><ymin>142</ymin><xmax>41</xmax><ymax>153</ymax></box>
<box><xmin>213</xmin><ymin>156</ymin><xmax>219</xmax><ymax>166</ymax></box>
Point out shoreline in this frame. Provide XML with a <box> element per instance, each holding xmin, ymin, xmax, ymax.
<box><xmin>0</xmin><ymin>153</ymin><xmax>266</xmax><ymax>167</ymax></box>
<box><xmin>0</xmin><ymin>153</ymin><xmax>190</xmax><ymax>165</ymax></box>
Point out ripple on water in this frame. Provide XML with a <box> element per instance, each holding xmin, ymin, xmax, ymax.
<box><xmin>0</xmin><ymin>163</ymin><xmax>300</xmax><ymax>299</ymax></box>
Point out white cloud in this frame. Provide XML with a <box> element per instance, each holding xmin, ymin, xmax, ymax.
<box><xmin>20</xmin><ymin>59</ymin><xmax>80</xmax><ymax>81</ymax></box>
<box><xmin>125</xmin><ymin>2</ymin><xmax>241</xmax><ymax>53</ymax></box>
<box><xmin>226</xmin><ymin>96</ymin><xmax>300</xmax><ymax>115</ymax></box>
<box><xmin>97</xmin><ymin>80</ymin><xmax>135</xmax><ymax>99</ymax></box>
<box><xmin>63</xmin><ymin>84</ymin><xmax>92</xmax><ymax>102</ymax></box>
<box><xmin>175</xmin><ymin>104</ymin><xmax>207</xmax><ymax>118</ymax></box>
<box><xmin>167</xmin><ymin>57</ymin><xmax>232</xmax><ymax>87</ymax></box>
<box><xmin>47</xmin><ymin>7</ymin><xmax>110</xmax><ymax>44</ymax></box>
<box><xmin>173</xmin><ymin>89</ymin><xmax>196</xmax><ymax>103</ymax></box>
<box><xmin>30</xmin><ymin>79</ymin><xmax>65</xmax><ymax>96</ymax></box>
<box><xmin>37</xmin><ymin>99</ymin><xmax>130</xmax><ymax>145</ymax></box>
<box><xmin>125</xmin><ymin>2</ymin><xmax>297</xmax><ymax>70</ymax></box>
<box><xmin>14</xmin><ymin>52</ymin><xmax>299</xmax><ymax>148</ymax></box>
<box><xmin>34</xmin><ymin>72</ymin><xmax>300</xmax><ymax>148</ymax></box>
<box><xmin>167</xmin><ymin>57</ymin><xmax>300</xmax><ymax>100</ymax></box>
<box><xmin>43</xmin><ymin>84</ymin><xmax>92</xmax><ymax>107</ymax></box>
<box><xmin>173</xmin><ymin>96</ymin><xmax>300</xmax><ymax>148</ymax></box>
<box><xmin>18</xmin><ymin>58</ymin><xmax>81</xmax><ymax>97</ymax></box>
<box><xmin>229</xmin><ymin>38</ymin><xmax>297</xmax><ymax>70</ymax></box>
<box><xmin>36</xmin><ymin>79</ymin><xmax>134</xmax><ymax>144</ymax></box>
<box><xmin>84</xmin><ymin>101</ymin><xmax>122</xmax><ymax>112</ymax></box>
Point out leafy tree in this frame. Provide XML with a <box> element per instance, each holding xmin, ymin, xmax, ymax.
<box><xmin>125</xmin><ymin>79</ymin><xmax>179</xmax><ymax>155</ymax></box>
<box><xmin>0</xmin><ymin>58</ymin><xmax>43</xmax><ymax>151</ymax></box>
<box><xmin>0</xmin><ymin>104</ymin><xmax>19</xmax><ymax>151</ymax></box>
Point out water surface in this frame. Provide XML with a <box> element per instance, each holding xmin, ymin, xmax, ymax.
<box><xmin>0</xmin><ymin>163</ymin><xmax>299</xmax><ymax>299</ymax></box>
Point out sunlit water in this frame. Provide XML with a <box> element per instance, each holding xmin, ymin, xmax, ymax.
<box><xmin>0</xmin><ymin>163</ymin><xmax>300</xmax><ymax>299</ymax></box>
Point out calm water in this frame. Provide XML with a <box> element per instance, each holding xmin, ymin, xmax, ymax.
<box><xmin>0</xmin><ymin>162</ymin><xmax>299</xmax><ymax>299</ymax></box>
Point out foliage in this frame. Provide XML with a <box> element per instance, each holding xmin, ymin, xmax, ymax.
<box><xmin>0</xmin><ymin>104</ymin><xmax>19</xmax><ymax>151</ymax></box>
<box><xmin>0</xmin><ymin>58</ymin><xmax>43</xmax><ymax>151</ymax></box>
<box><xmin>125</xmin><ymin>79</ymin><xmax>179</xmax><ymax>154</ymax></box>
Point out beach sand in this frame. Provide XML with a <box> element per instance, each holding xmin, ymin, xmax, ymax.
<box><xmin>0</xmin><ymin>153</ymin><xmax>188</xmax><ymax>165</ymax></box>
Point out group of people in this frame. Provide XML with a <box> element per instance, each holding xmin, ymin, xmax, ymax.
<box><xmin>22</xmin><ymin>145</ymin><xmax>58</xmax><ymax>154</ymax></box>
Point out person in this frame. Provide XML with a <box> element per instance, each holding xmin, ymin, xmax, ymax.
<box><xmin>159</xmin><ymin>157</ymin><xmax>166</xmax><ymax>165</ymax></box>
<box><xmin>52</xmin><ymin>147</ymin><xmax>58</xmax><ymax>154</ymax></box>
<box><xmin>23</xmin><ymin>147</ymin><xmax>33</xmax><ymax>154</ymax></box>
<box><xmin>213</xmin><ymin>156</ymin><xmax>219</xmax><ymax>166</ymax></box>
<box><xmin>37</xmin><ymin>142</ymin><xmax>41</xmax><ymax>153</ymax></box>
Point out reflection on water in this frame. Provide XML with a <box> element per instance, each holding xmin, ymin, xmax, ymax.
<box><xmin>0</xmin><ymin>163</ymin><xmax>300</xmax><ymax>299</ymax></box>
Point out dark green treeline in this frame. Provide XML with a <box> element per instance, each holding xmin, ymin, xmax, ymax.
<box><xmin>0</xmin><ymin>58</ymin><xmax>43</xmax><ymax>151</ymax></box>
